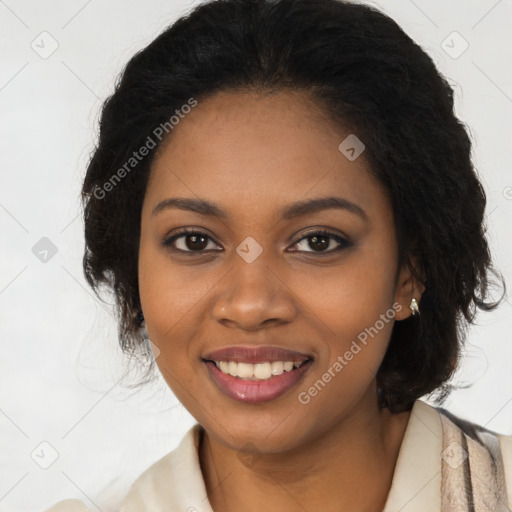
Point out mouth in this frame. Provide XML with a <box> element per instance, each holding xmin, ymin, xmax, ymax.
<box><xmin>201</xmin><ymin>348</ymin><xmax>314</xmax><ymax>403</ymax></box>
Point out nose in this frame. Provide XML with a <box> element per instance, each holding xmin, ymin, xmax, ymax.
<box><xmin>211</xmin><ymin>255</ymin><xmax>298</xmax><ymax>331</ymax></box>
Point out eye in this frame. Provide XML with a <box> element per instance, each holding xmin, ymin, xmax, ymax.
<box><xmin>290</xmin><ymin>230</ymin><xmax>352</xmax><ymax>254</ymax></box>
<box><xmin>162</xmin><ymin>229</ymin><xmax>221</xmax><ymax>253</ymax></box>
<box><xmin>162</xmin><ymin>228</ymin><xmax>352</xmax><ymax>255</ymax></box>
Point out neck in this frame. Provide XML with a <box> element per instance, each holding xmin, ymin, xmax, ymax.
<box><xmin>198</xmin><ymin>390</ymin><xmax>412</xmax><ymax>512</ymax></box>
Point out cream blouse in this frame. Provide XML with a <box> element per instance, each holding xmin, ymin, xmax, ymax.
<box><xmin>45</xmin><ymin>399</ymin><xmax>512</xmax><ymax>512</ymax></box>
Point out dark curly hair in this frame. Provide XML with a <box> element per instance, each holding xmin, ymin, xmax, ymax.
<box><xmin>81</xmin><ymin>0</ymin><xmax>505</xmax><ymax>413</ymax></box>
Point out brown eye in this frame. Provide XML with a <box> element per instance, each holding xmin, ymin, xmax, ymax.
<box><xmin>291</xmin><ymin>231</ymin><xmax>352</xmax><ymax>254</ymax></box>
<box><xmin>162</xmin><ymin>230</ymin><xmax>221</xmax><ymax>253</ymax></box>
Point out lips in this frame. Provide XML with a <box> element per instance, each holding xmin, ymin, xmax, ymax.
<box><xmin>204</xmin><ymin>358</ymin><xmax>314</xmax><ymax>403</ymax></box>
<box><xmin>202</xmin><ymin>345</ymin><xmax>314</xmax><ymax>364</ymax></box>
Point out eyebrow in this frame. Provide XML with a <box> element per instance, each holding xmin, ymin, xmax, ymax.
<box><xmin>152</xmin><ymin>196</ymin><xmax>368</xmax><ymax>222</ymax></box>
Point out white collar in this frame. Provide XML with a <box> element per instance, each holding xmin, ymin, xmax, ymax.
<box><xmin>120</xmin><ymin>399</ymin><xmax>442</xmax><ymax>511</ymax></box>
<box><xmin>382</xmin><ymin>399</ymin><xmax>441</xmax><ymax>512</ymax></box>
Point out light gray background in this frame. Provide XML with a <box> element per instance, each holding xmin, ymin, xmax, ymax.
<box><xmin>1</xmin><ymin>1</ymin><xmax>511</xmax><ymax>511</ymax></box>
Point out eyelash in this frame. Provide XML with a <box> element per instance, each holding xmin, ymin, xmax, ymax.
<box><xmin>162</xmin><ymin>228</ymin><xmax>352</xmax><ymax>255</ymax></box>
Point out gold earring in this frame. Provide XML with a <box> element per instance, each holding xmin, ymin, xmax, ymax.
<box><xmin>409</xmin><ymin>298</ymin><xmax>420</xmax><ymax>316</ymax></box>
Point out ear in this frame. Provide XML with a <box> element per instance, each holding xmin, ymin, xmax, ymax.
<box><xmin>393</xmin><ymin>256</ymin><xmax>426</xmax><ymax>321</ymax></box>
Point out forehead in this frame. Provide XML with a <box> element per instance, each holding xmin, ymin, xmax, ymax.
<box><xmin>145</xmin><ymin>90</ymin><xmax>389</xmax><ymax>222</ymax></box>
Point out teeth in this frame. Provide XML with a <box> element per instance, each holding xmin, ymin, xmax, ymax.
<box><xmin>213</xmin><ymin>360</ymin><xmax>307</xmax><ymax>380</ymax></box>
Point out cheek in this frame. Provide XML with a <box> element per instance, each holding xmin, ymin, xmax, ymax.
<box><xmin>298</xmin><ymin>246</ymin><xmax>396</xmax><ymax>324</ymax></box>
<box><xmin>293</xmin><ymin>244</ymin><xmax>397</xmax><ymax>373</ymax></box>
<box><xmin>138</xmin><ymin>243</ymin><xmax>214</xmax><ymax>363</ymax></box>
<box><xmin>292</xmin><ymin>284</ymin><xmax>395</xmax><ymax>416</ymax></box>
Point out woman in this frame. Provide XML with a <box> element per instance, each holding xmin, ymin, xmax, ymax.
<box><xmin>46</xmin><ymin>0</ymin><xmax>512</xmax><ymax>510</ymax></box>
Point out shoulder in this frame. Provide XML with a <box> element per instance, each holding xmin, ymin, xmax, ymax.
<box><xmin>120</xmin><ymin>423</ymin><xmax>208</xmax><ymax>511</ymax></box>
<box><xmin>437</xmin><ymin>404</ymin><xmax>512</xmax><ymax>459</ymax></box>
<box><xmin>41</xmin><ymin>424</ymin><xmax>205</xmax><ymax>512</ymax></box>
<box><xmin>435</xmin><ymin>404</ymin><xmax>512</xmax><ymax>506</ymax></box>
<box><xmin>42</xmin><ymin>498</ymin><xmax>91</xmax><ymax>512</ymax></box>
<box><xmin>497</xmin><ymin>432</ymin><xmax>512</xmax><ymax>491</ymax></box>
<box><xmin>498</xmin><ymin>430</ymin><xmax>512</xmax><ymax>460</ymax></box>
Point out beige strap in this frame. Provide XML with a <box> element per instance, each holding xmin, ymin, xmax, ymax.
<box><xmin>440</xmin><ymin>412</ymin><xmax>509</xmax><ymax>511</ymax></box>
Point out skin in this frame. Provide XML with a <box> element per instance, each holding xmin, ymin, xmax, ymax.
<box><xmin>138</xmin><ymin>89</ymin><xmax>425</xmax><ymax>512</ymax></box>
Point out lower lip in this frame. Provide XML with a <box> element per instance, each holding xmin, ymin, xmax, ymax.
<box><xmin>204</xmin><ymin>360</ymin><xmax>313</xmax><ymax>403</ymax></box>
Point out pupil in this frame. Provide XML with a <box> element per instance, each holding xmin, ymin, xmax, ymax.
<box><xmin>310</xmin><ymin>235</ymin><xmax>329</xmax><ymax>251</ymax></box>
<box><xmin>187</xmin><ymin>234</ymin><xmax>207</xmax><ymax>251</ymax></box>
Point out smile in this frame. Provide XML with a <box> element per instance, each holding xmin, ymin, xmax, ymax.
<box><xmin>203</xmin><ymin>358</ymin><xmax>313</xmax><ymax>403</ymax></box>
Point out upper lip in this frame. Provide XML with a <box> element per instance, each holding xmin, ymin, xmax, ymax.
<box><xmin>202</xmin><ymin>345</ymin><xmax>313</xmax><ymax>364</ymax></box>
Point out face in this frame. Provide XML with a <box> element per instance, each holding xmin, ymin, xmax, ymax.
<box><xmin>138</xmin><ymin>89</ymin><xmax>420</xmax><ymax>454</ymax></box>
